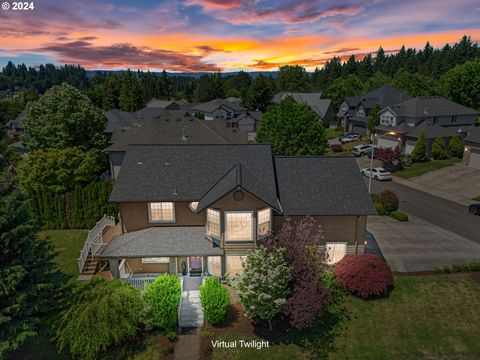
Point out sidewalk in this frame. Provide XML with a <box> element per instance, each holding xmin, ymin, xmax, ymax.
<box><xmin>393</xmin><ymin>176</ymin><xmax>476</xmax><ymax>207</ymax></box>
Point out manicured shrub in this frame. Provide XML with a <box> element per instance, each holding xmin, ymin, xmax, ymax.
<box><xmin>378</xmin><ymin>190</ymin><xmax>399</xmax><ymax>214</ymax></box>
<box><xmin>200</xmin><ymin>277</ymin><xmax>230</xmax><ymax>324</ymax></box>
<box><xmin>144</xmin><ymin>274</ymin><xmax>181</xmax><ymax>330</ymax></box>
<box><xmin>431</xmin><ymin>136</ymin><xmax>449</xmax><ymax>160</ymax></box>
<box><xmin>390</xmin><ymin>210</ymin><xmax>408</xmax><ymax>222</ymax></box>
<box><xmin>333</xmin><ymin>254</ymin><xmax>393</xmax><ymax>299</ymax></box>
<box><xmin>412</xmin><ymin>132</ymin><xmax>426</xmax><ymax>162</ymax></box>
<box><xmin>320</xmin><ymin>269</ymin><xmax>348</xmax><ymax>297</ymax></box>
<box><xmin>371</xmin><ymin>194</ymin><xmax>386</xmax><ymax>215</ymax></box>
<box><xmin>451</xmin><ymin>262</ymin><xmax>480</xmax><ymax>272</ymax></box>
<box><xmin>54</xmin><ymin>277</ymin><xmax>144</xmax><ymax>360</ymax></box>
<box><xmin>448</xmin><ymin>134</ymin><xmax>464</xmax><ymax>158</ymax></box>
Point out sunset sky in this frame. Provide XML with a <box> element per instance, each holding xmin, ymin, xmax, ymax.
<box><xmin>0</xmin><ymin>0</ymin><xmax>479</xmax><ymax>72</ymax></box>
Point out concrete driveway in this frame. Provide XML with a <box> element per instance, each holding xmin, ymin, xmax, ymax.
<box><xmin>367</xmin><ymin>215</ymin><xmax>480</xmax><ymax>272</ymax></box>
<box><xmin>407</xmin><ymin>163</ymin><xmax>480</xmax><ymax>203</ymax></box>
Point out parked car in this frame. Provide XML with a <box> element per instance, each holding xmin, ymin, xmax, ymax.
<box><xmin>468</xmin><ymin>203</ymin><xmax>480</xmax><ymax>216</ymax></box>
<box><xmin>360</xmin><ymin>167</ymin><xmax>392</xmax><ymax>181</ymax></box>
<box><xmin>352</xmin><ymin>144</ymin><xmax>372</xmax><ymax>157</ymax></box>
<box><xmin>340</xmin><ymin>133</ymin><xmax>360</xmax><ymax>144</ymax></box>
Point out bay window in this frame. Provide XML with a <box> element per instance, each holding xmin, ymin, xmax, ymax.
<box><xmin>257</xmin><ymin>208</ymin><xmax>271</xmax><ymax>238</ymax></box>
<box><xmin>206</xmin><ymin>208</ymin><xmax>221</xmax><ymax>239</ymax></box>
<box><xmin>148</xmin><ymin>202</ymin><xmax>175</xmax><ymax>222</ymax></box>
<box><xmin>225</xmin><ymin>211</ymin><xmax>253</xmax><ymax>242</ymax></box>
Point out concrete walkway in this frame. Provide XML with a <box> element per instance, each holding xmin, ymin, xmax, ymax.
<box><xmin>179</xmin><ymin>277</ymin><xmax>204</xmax><ymax>328</ymax></box>
<box><xmin>367</xmin><ymin>215</ymin><xmax>480</xmax><ymax>272</ymax></box>
<box><xmin>174</xmin><ymin>332</ymin><xmax>200</xmax><ymax>360</ymax></box>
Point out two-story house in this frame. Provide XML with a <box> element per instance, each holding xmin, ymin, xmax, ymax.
<box><xmin>273</xmin><ymin>92</ymin><xmax>334</xmax><ymax>128</ymax></box>
<box><xmin>463</xmin><ymin>127</ymin><xmax>480</xmax><ymax>169</ymax></box>
<box><xmin>375</xmin><ymin>96</ymin><xmax>479</xmax><ymax>154</ymax></box>
<box><xmin>89</xmin><ymin>144</ymin><xmax>374</xmax><ymax>281</ymax></box>
<box><xmin>337</xmin><ymin>85</ymin><xmax>411</xmax><ymax>134</ymax></box>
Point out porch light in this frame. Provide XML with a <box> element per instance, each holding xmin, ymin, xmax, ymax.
<box><xmin>464</xmin><ymin>146</ymin><xmax>469</xmax><ymax>152</ymax></box>
<box><xmin>387</xmin><ymin>131</ymin><xmax>397</xmax><ymax>136</ymax></box>
<box><xmin>189</xmin><ymin>202</ymin><xmax>199</xmax><ymax>212</ymax></box>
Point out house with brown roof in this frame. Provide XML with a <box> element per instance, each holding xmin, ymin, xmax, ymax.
<box><xmin>79</xmin><ymin>144</ymin><xmax>374</xmax><ymax>287</ymax></box>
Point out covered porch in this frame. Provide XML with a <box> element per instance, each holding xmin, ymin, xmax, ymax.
<box><xmin>100</xmin><ymin>226</ymin><xmax>224</xmax><ymax>287</ymax></box>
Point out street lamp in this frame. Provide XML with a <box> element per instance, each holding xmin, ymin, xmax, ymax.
<box><xmin>368</xmin><ymin>131</ymin><xmax>397</xmax><ymax>194</ymax></box>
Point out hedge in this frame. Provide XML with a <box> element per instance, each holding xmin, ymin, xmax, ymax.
<box><xmin>436</xmin><ymin>262</ymin><xmax>480</xmax><ymax>273</ymax></box>
<box><xmin>143</xmin><ymin>274</ymin><xmax>181</xmax><ymax>330</ymax></box>
<box><xmin>200</xmin><ymin>277</ymin><xmax>230</xmax><ymax>324</ymax></box>
<box><xmin>31</xmin><ymin>180</ymin><xmax>117</xmax><ymax>229</ymax></box>
<box><xmin>390</xmin><ymin>210</ymin><xmax>409</xmax><ymax>222</ymax></box>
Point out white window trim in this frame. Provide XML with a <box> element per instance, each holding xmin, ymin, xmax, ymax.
<box><xmin>142</xmin><ymin>257</ymin><xmax>170</xmax><ymax>264</ymax></box>
<box><xmin>206</xmin><ymin>208</ymin><xmax>221</xmax><ymax>239</ymax></box>
<box><xmin>325</xmin><ymin>242</ymin><xmax>348</xmax><ymax>265</ymax></box>
<box><xmin>225</xmin><ymin>210</ymin><xmax>254</xmax><ymax>242</ymax></box>
<box><xmin>257</xmin><ymin>208</ymin><xmax>272</xmax><ymax>239</ymax></box>
<box><xmin>148</xmin><ymin>202</ymin><xmax>176</xmax><ymax>223</ymax></box>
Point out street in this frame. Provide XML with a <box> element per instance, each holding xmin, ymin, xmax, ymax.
<box><xmin>365</xmin><ymin>178</ymin><xmax>480</xmax><ymax>245</ymax></box>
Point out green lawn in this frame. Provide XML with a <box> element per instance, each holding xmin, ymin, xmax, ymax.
<box><xmin>325</xmin><ymin>127</ymin><xmax>344</xmax><ymax>140</ymax></box>
<box><xmin>211</xmin><ymin>274</ymin><xmax>480</xmax><ymax>360</ymax></box>
<box><xmin>39</xmin><ymin>229</ymin><xmax>88</xmax><ymax>279</ymax></box>
<box><xmin>394</xmin><ymin>158</ymin><xmax>461</xmax><ymax>179</ymax></box>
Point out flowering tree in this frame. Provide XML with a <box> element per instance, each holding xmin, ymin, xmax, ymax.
<box><xmin>231</xmin><ymin>246</ymin><xmax>291</xmax><ymax>330</ymax></box>
<box><xmin>267</xmin><ymin>217</ymin><xmax>331</xmax><ymax>329</ymax></box>
<box><xmin>376</xmin><ymin>146</ymin><xmax>402</xmax><ymax>170</ymax></box>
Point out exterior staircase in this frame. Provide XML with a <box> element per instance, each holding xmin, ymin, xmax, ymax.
<box><xmin>81</xmin><ymin>255</ymin><xmax>100</xmax><ymax>276</ymax></box>
<box><xmin>179</xmin><ymin>277</ymin><xmax>204</xmax><ymax>328</ymax></box>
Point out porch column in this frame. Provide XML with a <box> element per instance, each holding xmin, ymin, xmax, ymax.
<box><xmin>168</xmin><ymin>258</ymin><xmax>176</xmax><ymax>274</ymax></box>
<box><xmin>203</xmin><ymin>256</ymin><xmax>208</xmax><ymax>276</ymax></box>
<box><xmin>220</xmin><ymin>255</ymin><xmax>226</xmax><ymax>277</ymax></box>
<box><xmin>109</xmin><ymin>259</ymin><xmax>120</xmax><ymax>279</ymax></box>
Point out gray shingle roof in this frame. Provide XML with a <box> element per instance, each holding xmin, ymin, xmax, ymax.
<box><xmin>109</xmin><ymin>144</ymin><xmax>277</xmax><ymax>203</ymax></box>
<box><xmin>106</xmin><ymin>117</ymin><xmax>247</xmax><ymax>152</ymax></box>
<box><xmin>196</xmin><ymin>163</ymin><xmax>281</xmax><ymax>213</ymax></box>
<box><xmin>361</xmin><ymin>84</ymin><xmax>411</xmax><ymax>109</ymax></box>
<box><xmin>388</xmin><ymin>96</ymin><xmax>479</xmax><ymax>118</ymax></box>
<box><xmin>377</xmin><ymin>122</ymin><xmax>476</xmax><ymax>140</ymax></box>
<box><xmin>463</xmin><ymin>126</ymin><xmax>480</xmax><ymax>145</ymax></box>
<box><xmin>100</xmin><ymin>226</ymin><xmax>223</xmax><ymax>258</ymax></box>
<box><xmin>272</xmin><ymin>92</ymin><xmax>331</xmax><ymax>118</ymax></box>
<box><xmin>193</xmin><ymin>98</ymin><xmax>247</xmax><ymax>113</ymax></box>
<box><xmin>5</xmin><ymin>110</ymin><xmax>26</xmax><ymax>129</ymax></box>
<box><xmin>274</xmin><ymin>156</ymin><xmax>376</xmax><ymax>215</ymax></box>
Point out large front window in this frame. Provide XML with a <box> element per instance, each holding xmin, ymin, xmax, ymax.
<box><xmin>148</xmin><ymin>202</ymin><xmax>175</xmax><ymax>222</ymax></box>
<box><xmin>207</xmin><ymin>209</ymin><xmax>221</xmax><ymax>239</ymax></box>
<box><xmin>225</xmin><ymin>211</ymin><xmax>253</xmax><ymax>242</ymax></box>
<box><xmin>257</xmin><ymin>208</ymin><xmax>271</xmax><ymax>238</ymax></box>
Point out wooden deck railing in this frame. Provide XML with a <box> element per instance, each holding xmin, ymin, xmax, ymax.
<box><xmin>77</xmin><ymin>214</ymin><xmax>116</xmax><ymax>273</ymax></box>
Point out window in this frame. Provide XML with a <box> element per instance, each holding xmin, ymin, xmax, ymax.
<box><xmin>326</xmin><ymin>243</ymin><xmax>347</xmax><ymax>265</ymax></box>
<box><xmin>225</xmin><ymin>211</ymin><xmax>253</xmax><ymax>241</ymax></box>
<box><xmin>148</xmin><ymin>202</ymin><xmax>175</xmax><ymax>222</ymax></box>
<box><xmin>452</xmin><ymin>115</ymin><xmax>457</xmax><ymax>123</ymax></box>
<box><xmin>189</xmin><ymin>202</ymin><xmax>199</xmax><ymax>212</ymax></box>
<box><xmin>433</xmin><ymin>116</ymin><xmax>439</xmax><ymax>124</ymax></box>
<box><xmin>207</xmin><ymin>209</ymin><xmax>221</xmax><ymax>239</ymax></box>
<box><xmin>226</xmin><ymin>256</ymin><xmax>245</xmax><ymax>274</ymax></box>
<box><xmin>207</xmin><ymin>256</ymin><xmax>222</xmax><ymax>276</ymax></box>
<box><xmin>257</xmin><ymin>208</ymin><xmax>271</xmax><ymax>238</ymax></box>
<box><xmin>142</xmin><ymin>257</ymin><xmax>169</xmax><ymax>264</ymax></box>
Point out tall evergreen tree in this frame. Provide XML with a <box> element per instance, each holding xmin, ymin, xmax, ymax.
<box><xmin>0</xmin><ymin>192</ymin><xmax>68</xmax><ymax>358</ymax></box>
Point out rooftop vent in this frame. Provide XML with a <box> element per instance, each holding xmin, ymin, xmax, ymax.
<box><xmin>165</xmin><ymin>159</ymin><xmax>170</xmax><ymax>166</ymax></box>
<box><xmin>137</xmin><ymin>160</ymin><xmax>143</xmax><ymax>165</ymax></box>
<box><xmin>172</xmin><ymin>188</ymin><xmax>178</xmax><ymax>196</ymax></box>
<box><xmin>181</xmin><ymin>128</ymin><xmax>188</xmax><ymax>142</ymax></box>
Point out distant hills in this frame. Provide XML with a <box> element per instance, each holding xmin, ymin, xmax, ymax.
<box><xmin>85</xmin><ymin>70</ymin><xmax>279</xmax><ymax>78</ymax></box>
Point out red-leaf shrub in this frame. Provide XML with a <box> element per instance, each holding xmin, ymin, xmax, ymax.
<box><xmin>376</xmin><ymin>146</ymin><xmax>402</xmax><ymax>170</ymax></box>
<box><xmin>378</xmin><ymin>190</ymin><xmax>399</xmax><ymax>214</ymax></box>
<box><xmin>333</xmin><ymin>254</ymin><xmax>393</xmax><ymax>299</ymax></box>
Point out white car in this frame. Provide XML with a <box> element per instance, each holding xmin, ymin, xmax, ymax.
<box><xmin>340</xmin><ymin>134</ymin><xmax>360</xmax><ymax>143</ymax></box>
<box><xmin>352</xmin><ymin>144</ymin><xmax>372</xmax><ymax>157</ymax></box>
<box><xmin>360</xmin><ymin>167</ymin><xmax>392</xmax><ymax>181</ymax></box>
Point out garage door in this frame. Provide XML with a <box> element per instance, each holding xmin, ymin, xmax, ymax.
<box><xmin>352</xmin><ymin>125</ymin><xmax>367</xmax><ymax>135</ymax></box>
<box><xmin>377</xmin><ymin>137</ymin><xmax>399</xmax><ymax>150</ymax></box>
<box><xmin>469</xmin><ymin>151</ymin><xmax>480</xmax><ymax>169</ymax></box>
<box><xmin>405</xmin><ymin>139</ymin><xmax>416</xmax><ymax>155</ymax></box>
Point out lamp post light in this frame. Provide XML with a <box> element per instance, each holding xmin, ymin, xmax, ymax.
<box><xmin>368</xmin><ymin>131</ymin><xmax>398</xmax><ymax>194</ymax></box>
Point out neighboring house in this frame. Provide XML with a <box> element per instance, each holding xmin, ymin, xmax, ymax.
<box><xmin>106</xmin><ymin>117</ymin><xmax>248</xmax><ymax>179</ymax></box>
<box><xmin>193</xmin><ymin>98</ymin><xmax>247</xmax><ymax>121</ymax></box>
<box><xmin>145</xmin><ymin>99</ymin><xmax>186</xmax><ymax>110</ymax></box>
<box><xmin>273</xmin><ymin>92</ymin><xmax>334</xmax><ymax>128</ymax></box>
<box><xmin>88</xmin><ymin>144</ymin><xmax>374</xmax><ymax>281</ymax></box>
<box><xmin>4</xmin><ymin>110</ymin><xmax>26</xmax><ymax>140</ymax></box>
<box><xmin>463</xmin><ymin>127</ymin><xmax>480</xmax><ymax>169</ymax></box>
<box><xmin>337</xmin><ymin>85</ymin><xmax>411</xmax><ymax>134</ymax></box>
<box><xmin>226</xmin><ymin>111</ymin><xmax>263</xmax><ymax>133</ymax></box>
<box><xmin>9</xmin><ymin>141</ymin><xmax>29</xmax><ymax>157</ymax></box>
<box><xmin>375</xmin><ymin>96</ymin><xmax>479</xmax><ymax>154</ymax></box>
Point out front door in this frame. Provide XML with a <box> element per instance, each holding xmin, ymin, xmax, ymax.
<box><xmin>189</xmin><ymin>256</ymin><xmax>202</xmax><ymax>276</ymax></box>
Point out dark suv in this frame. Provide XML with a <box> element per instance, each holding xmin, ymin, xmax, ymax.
<box><xmin>468</xmin><ymin>203</ymin><xmax>480</xmax><ymax>216</ymax></box>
